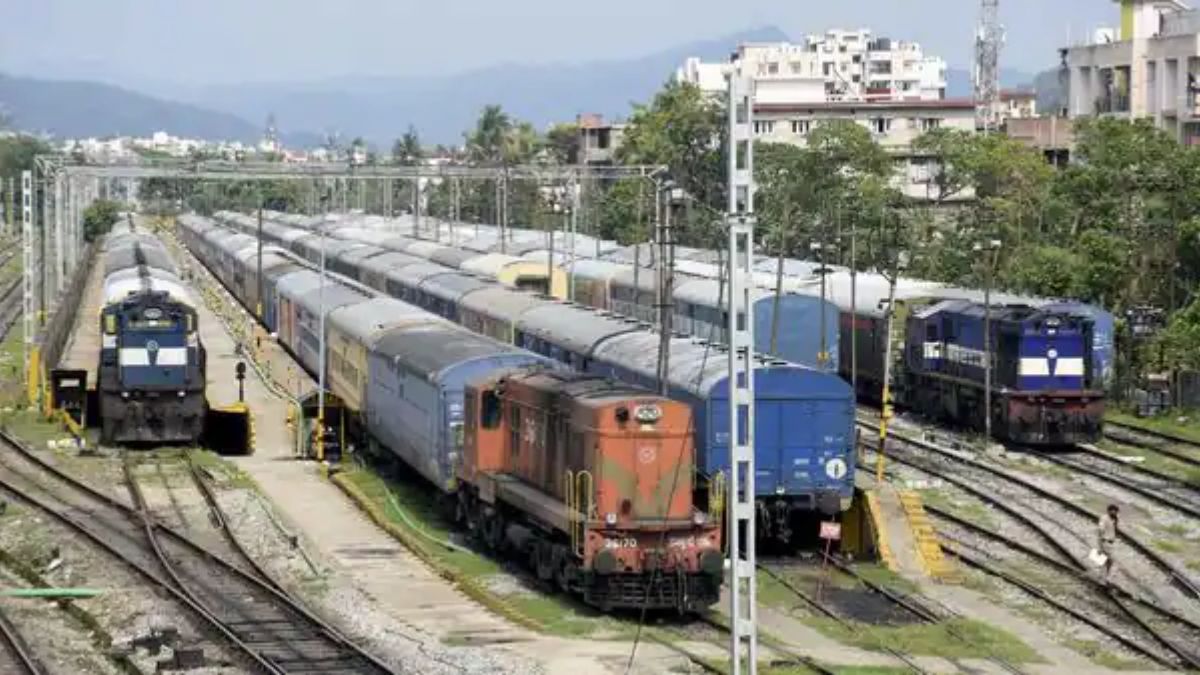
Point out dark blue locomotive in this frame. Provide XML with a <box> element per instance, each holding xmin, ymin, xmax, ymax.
<box><xmin>98</xmin><ymin>221</ymin><xmax>206</xmax><ymax>445</ymax></box>
<box><xmin>900</xmin><ymin>300</ymin><xmax>1103</xmax><ymax>445</ymax></box>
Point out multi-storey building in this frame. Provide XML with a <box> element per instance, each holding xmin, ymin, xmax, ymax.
<box><xmin>677</xmin><ymin>30</ymin><xmax>947</xmax><ymax>104</ymax></box>
<box><xmin>752</xmin><ymin>99</ymin><xmax>977</xmax><ymax>201</ymax></box>
<box><xmin>576</xmin><ymin>113</ymin><xmax>625</xmax><ymax>165</ymax></box>
<box><xmin>678</xmin><ymin>31</ymin><xmax>964</xmax><ymax>201</ymax></box>
<box><xmin>1064</xmin><ymin>0</ymin><xmax>1200</xmax><ymax>143</ymax></box>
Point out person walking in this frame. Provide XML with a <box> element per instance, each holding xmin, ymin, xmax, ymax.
<box><xmin>1096</xmin><ymin>504</ymin><xmax>1120</xmax><ymax>584</ymax></box>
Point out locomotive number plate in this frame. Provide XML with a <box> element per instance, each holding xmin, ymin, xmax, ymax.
<box><xmin>603</xmin><ymin>538</ymin><xmax>639</xmax><ymax>549</ymax></box>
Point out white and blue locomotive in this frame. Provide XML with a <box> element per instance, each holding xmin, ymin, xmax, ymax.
<box><xmin>98</xmin><ymin>219</ymin><xmax>206</xmax><ymax>445</ymax></box>
<box><xmin>900</xmin><ymin>300</ymin><xmax>1103</xmax><ymax>445</ymax></box>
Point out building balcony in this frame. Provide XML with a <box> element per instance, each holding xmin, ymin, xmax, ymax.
<box><xmin>1095</xmin><ymin>94</ymin><xmax>1130</xmax><ymax>115</ymax></box>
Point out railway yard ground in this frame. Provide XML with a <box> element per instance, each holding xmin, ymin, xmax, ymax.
<box><xmin>2</xmin><ymin>217</ymin><xmax>1200</xmax><ymax>674</ymax></box>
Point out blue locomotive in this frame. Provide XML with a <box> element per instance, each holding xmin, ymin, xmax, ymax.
<box><xmin>899</xmin><ymin>300</ymin><xmax>1103</xmax><ymax>445</ymax></box>
<box><xmin>99</xmin><ymin>220</ymin><xmax>206</xmax><ymax>445</ymax></box>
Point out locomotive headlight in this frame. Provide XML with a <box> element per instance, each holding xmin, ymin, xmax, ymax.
<box><xmin>177</xmin><ymin>391</ymin><xmax>186</xmax><ymax>398</ymax></box>
<box><xmin>634</xmin><ymin>405</ymin><xmax>662</xmax><ymax>423</ymax></box>
<box><xmin>692</xmin><ymin>511</ymin><xmax>707</xmax><ymax>526</ymax></box>
<box><xmin>121</xmin><ymin>391</ymin><xmax>129</xmax><ymax>399</ymax></box>
<box><xmin>604</xmin><ymin>512</ymin><xmax>618</xmax><ymax>526</ymax></box>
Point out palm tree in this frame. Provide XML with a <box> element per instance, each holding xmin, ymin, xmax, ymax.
<box><xmin>392</xmin><ymin>125</ymin><xmax>422</xmax><ymax>165</ymax></box>
<box><xmin>467</xmin><ymin>105</ymin><xmax>512</xmax><ymax>164</ymax></box>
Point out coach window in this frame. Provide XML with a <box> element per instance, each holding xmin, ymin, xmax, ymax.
<box><xmin>481</xmin><ymin>390</ymin><xmax>502</xmax><ymax>429</ymax></box>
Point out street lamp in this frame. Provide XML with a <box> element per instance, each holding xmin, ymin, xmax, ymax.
<box><xmin>973</xmin><ymin>238</ymin><xmax>1002</xmax><ymax>442</ymax></box>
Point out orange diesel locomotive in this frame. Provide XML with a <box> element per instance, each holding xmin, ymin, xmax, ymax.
<box><xmin>459</xmin><ymin>370</ymin><xmax>723</xmax><ymax>612</ymax></box>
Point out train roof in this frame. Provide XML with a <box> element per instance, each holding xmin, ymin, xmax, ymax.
<box><xmin>430</xmin><ymin>247</ymin><xmax>481</xmax><ymax>268</ymax></box>
<box><xmin>104</xmin><ymin>272</ymin><xmax>194</xmax><ymax>308</ymax></box>
<box><xmin>358</xmin><ymin>250</ymin><xmax>427</xmax><ymax>275</ymax></box>
<box><xmin>103</xmin><ymin>242</ymin><xmax>178</xmax><ymax>277</ymax></box>
<box><xmin>458</xmin><ymin>286</ymin><xmax>552</xmax><ymax>318</ymax></box>
<box><xmin>505</xmin><ymin>370</ymin><xmax>665</xmax><ymax>404</ymax></box>
<box><xmin>419</xmin><ymin>272</ymin><xmax>492</xmax><ymax>301</ymax></box>
<box><xmin>593</xmin><ymin>330</ymin><xmax>850</xmax><ymax>400</ymax></box>
<box><xmin>460</xmin><ymin>252</ymin><xmax>534</xmax><ymax>276</ymax></box>
<box><xmin>329</xmin><ymin>297</ymin><xmax>445</xmax><ymax>344</ymax></box>
<box><xmin>295</xmin><ymin>283</ymin><xmax>371</xmax><ymax>319</ymax></box>
<box><xmin>372</xmin><ymin>323</ymin><xmax>541</xmax><ymax>379</ymax></box>
<box><xmin>517</xmin><ymin>302</ymin><xmax>648</xmax><ymax>356</ymax></box>
<box><xmin>385</xmin><ymin>262</ymin><xmax>453</xmax><ymax>288</ymax></box>
<box><xmin>541</xmin><ymin>258</ymin><xmax>624</xmax><ymax>282</ymax></box>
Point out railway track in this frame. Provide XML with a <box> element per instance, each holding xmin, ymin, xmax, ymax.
<box><xmin>1041</xmin><ymin>445</ymin><xmax>1200</xmax><ymax>520</ymax></box>
<box><xmin>0</xmin><ymin>429</ymin><xmax>396</xmax><ymax>674</ymax></box>
<box><xmin>929</xmin><ymin>506</ymin><xmax>1200</xmax><ymax>670</ymax></box>
<box><xmin>860</xmin><ymin>419</ymin><xmax>1200</xmax><ymax>609</ymax></box>
<box><xmin>0</xmin><ymin>601</ymin><xmax>44</xmax><ymax>675</ymax></box>
<box><xmin>0</xmin><ymin>277</ymin><xmax>21</xmax><ymax>341</ymax></box>
<box><xmin>760</xmin><ymin>556</ymin><xmax>1029</xmax><ymax>675</ymax></box>
<box><xmin>857</xmin><ymin>428</ymin><xmax>1200</xmax><ymax>668</ymax></box>
<box><xmin>756</xmin><ymin>559</ymin><xmax>932</xmax><ymax>674</ymax></box>
<box><xmin>1104</xmin><ymin>421</ymin><xmax>1200</xmax><ymax>470</ymax></box>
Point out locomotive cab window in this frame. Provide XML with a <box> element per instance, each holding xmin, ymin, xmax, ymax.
<box><xmin>481</xmin><ymin>390</ymin><xmax>502</xmax><ymax>429</ymax></box>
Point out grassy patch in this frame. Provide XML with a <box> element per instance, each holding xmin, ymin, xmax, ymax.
<box><xmin>1154</xmin><ymin>538</ymin><xmax>1185</xmax><ymax>554</ymax></box>
<box><xmin>1099</xmin><ymin>440</ymin><xmax>1200</xmax><ymax>486</ymax></box>
<box><xmin>804</xmin><ymin>617</ymin><xmax>1041</xmax><ymax>663</ymax></box>
<box><xmin>1</xmin><ymin>409</ymin><xmax>73</xmax><ymax>450</ymax></box>
<box><xmin>337</xmin><ymin>464</ymin><xmax>635</xmax><ymax>639</ymax></box>
<box><xmin>1064</xmin><ymin>638</ymin><xmax>1149</xmax><ymax>671</ymax></box>
<box><xmin>190</xmin><ymin>447</ymin><xmax>256</xmax><ymax>489</ymax></box>
<box><xmin>918</xmin><ymin>489</ymin><xmax>996</xmax><ymax>530</ymax></box>
<box><xmin>1106</xmin><ymin>410</ymin><xmax>1200</xmax><ymax>445</ymax></box>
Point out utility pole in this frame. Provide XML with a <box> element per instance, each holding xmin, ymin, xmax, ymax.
<box><xmin>21</xmin><ymin>170</ymin><xmax>34</xmax><ymax>393</ymax></box>
<box><xmin>876</xmin><ymin>209</ymin><xmax>903</xmax><ymax>483</ymax></box>
<box><xmin>656</xmin><ymin>182</ymin><xmax>676</xmax><ymax>396</ymax></box>
<box><xmin>569</xmin><ymin>173</ymin><xmax>579</xmax><ymax>301</ymax></box>
<box><xmin>316</xmin><ymin>184</ymin><xmax>332</xmax><ymax>462</ymax></box>
<box><xmin>975</xmin><ymin>239</ymin><xmax>1002</xmax><ymax>441</ymax></box>
<box><xmin>256</xmin><ymin>199</ymin><xmax>264</xmax><ymax>318</ymax></box>
<box><xmin>850</xmin><ymin>218</ymin><xmax>858</xmax><ymax>395</ymax></box>
<box><xmin>496</xmin><ymin>177</ymin><xmax>505</xmax><ymax>253</ymax></box>
<box><xmin>726</xmin><ymin>61</ymin><xmax>758</xmax><ymax>675</ymax></box>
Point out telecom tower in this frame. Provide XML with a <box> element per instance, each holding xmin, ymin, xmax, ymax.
<box><xmin>974</xmin><ymin>0</ymin><xmax>1004</xmax><ymax>131</ymax></box>
<box><xmin>264</xmin><ymin>113</ymin><xmax>280</xmax><ymax>153</ymax></box>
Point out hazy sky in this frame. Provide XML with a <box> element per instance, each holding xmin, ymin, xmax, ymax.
<box><xmin>2</xmin><ymin>0</ymin><xmax>1114</xmax><ymax>85</ymax></box>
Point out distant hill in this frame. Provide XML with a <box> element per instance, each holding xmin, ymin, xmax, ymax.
<box><xmin>170</xmin><ymin>26</ymin><xmax>793</xmax><ymax>145</ymax></box>
<box><xmin>0</xmin><ymin>73</ymin><xmax>260</xmax><ymax>141</ymax></box>
<box><xmin>0</xmin><ymin>73</ymin><xmax>321</xmax><ymax>146</ymax></box>
<box><xmin>945</xmin><ymin>67</ymin><xmax>1039</xmax><ymax>98</ymax></box>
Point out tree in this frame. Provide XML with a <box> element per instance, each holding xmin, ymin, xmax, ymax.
<box><xmin>618</xmin><ymin>81</ymin><xmax>726</xmax><ymax>213</ymax></box>
<box><xmin>83</xmin><ymin>199</ymin><xmax>121</xmax><ymax>241</ymax></box>
<box><xmin>753</xmin><ymin>121</ymin><xmax>896</xmax><ymax>260</ymax></box>
<box><xmin>596</xmin><ymin>177</ymin><xmax>653</xmax><ymax>244</ymax></box>
<box><xmin>466</xmin><ymin>105</ymin><xmax>513</xmax><ymax>164</ymax></box>
<box><xmin>544</xmin><ymin>123</ymin><xmax>579</xmax><ymax>164</ymax></box>
<box><xmin>392</xmin><ymin>126</ymin><xmax>422</xmax><ymax>165</ymax></box>
<box><xmin>0</xmin><ymin>136</ymin><xmax>51</xmax><ymax>177</ymax></box>
<box><xmin>1005</xmin><ymin>244</ymin><xmax>1084</xmax><ymax>298</ymax></box>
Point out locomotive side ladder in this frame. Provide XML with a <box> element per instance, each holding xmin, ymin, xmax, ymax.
<box><xmin>726</xmin><ymin>61</ymin><xmax>758</xmax><ymax>675</ymax></box>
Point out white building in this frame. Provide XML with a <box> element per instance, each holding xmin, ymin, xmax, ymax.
<box><xmin>1065</xmin><ymin>0</ymin><xmax>1200</xmax><ymax>143</ymax></box>
<box><xmin>753</xmin><ymin>99</ymin><xmax>977</xmax><ymax>201</ymax></box>
<box><xmin>677</xmin><ymin>30</ymin><xmax>947</xmax><ymax>104</ymax></box>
